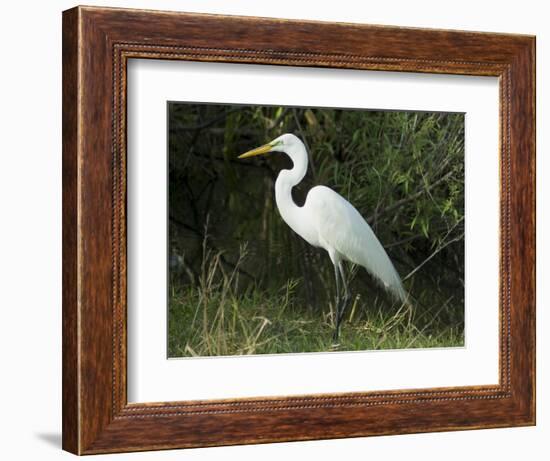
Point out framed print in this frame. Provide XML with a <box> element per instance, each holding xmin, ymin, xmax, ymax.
<box><xmin>62</xmin><ymin>5</ymin><xmax>535</xmax><ymax>455</ymax></box>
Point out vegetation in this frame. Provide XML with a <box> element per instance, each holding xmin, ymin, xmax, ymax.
<box><xmin>168</xmin><ymin>104</ymin><xmax>465</xmax><ymax>357</ymax></box>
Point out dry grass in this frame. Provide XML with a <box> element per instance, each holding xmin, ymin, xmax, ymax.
<box><xmin>168</xmin><ymin>245</ymin><xmax>464</xmax><ymax>358</ymax></box>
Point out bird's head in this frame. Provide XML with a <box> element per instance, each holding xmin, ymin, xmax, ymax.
<box><xmin>238</xmin><ymin>133</ymin><xmax>301</xmax><ymax>159</ymax></box>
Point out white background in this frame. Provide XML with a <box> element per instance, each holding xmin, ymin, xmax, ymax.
<box><xmin>127</xmin><ymin>60</ymin><xmax>499</xmax><ymax>402</ymax></box>
<box><xmin>0</xmin><ymin>1</ymin><xmax>546</xmax><ymax>460</ymax></box>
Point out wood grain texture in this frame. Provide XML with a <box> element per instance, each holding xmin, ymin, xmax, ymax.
<box><xmin>62</xmin><ymin>5</ymin><xmax>536</xmax><ymax>455</ymax></box>
<box><xmin>61</xmin><ymin>7</ymin><xmax>79</xmax><ymax>454</ymax></box>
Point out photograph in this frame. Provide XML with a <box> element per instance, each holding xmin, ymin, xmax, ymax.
<box><xmin>53</xmin><ymin>3</ymin><xmax>536</xmax><ymax>456</ymax></box>
<box><xmin>167</xmin><ymin>103</ymin><xmax>465</xmax><ymax>357</ymax></box>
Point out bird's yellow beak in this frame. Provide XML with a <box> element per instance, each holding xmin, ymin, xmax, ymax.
<box><xmin>238</xmin><ymin>143</ymin><xmax>273</xmax><ymax>159</ymax></box>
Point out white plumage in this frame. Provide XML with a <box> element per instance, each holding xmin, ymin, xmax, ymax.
<box><xmin>306</xmin><ymin>185</ymin><xmax>407</xmax><ymax>303</ymax></box>
<box><xmin>239</xmin><ymin>133</ymin><xmax>408</xmax><ymax>340</ymax></box>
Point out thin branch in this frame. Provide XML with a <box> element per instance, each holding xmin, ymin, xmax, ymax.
<box><xmin>367</xmin><ymin>169</ymin><xmax>455</xmax><ymax>224</ymax></box>
<box><xmin>170</xmin><ymin>107</ymin><xmax>242</xmax><ymax>132</ymax></box>
<box><xmin>169</xmin><ymin>214</ymin><xmax>256</xmax><ymax>282</ymax></box>
<box><xmin>403</xmin><ymin>231</ymin><xmax>464</xmax><ymax>281</ymax></box>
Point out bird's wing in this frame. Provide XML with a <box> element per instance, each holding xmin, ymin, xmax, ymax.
<box><xmin>306</xmin><ymin>186</ymin><xmax>407</xmax><ymax>303</ymax></box>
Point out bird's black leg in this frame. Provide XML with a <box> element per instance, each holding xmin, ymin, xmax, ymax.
<box><xmin>337</xmin><ymin>263</ymin><xmax>351</xmax><ymax>326</ymax></box>
<box><xmin>332</xmin><ymin>264</ymin><xmax>341</xmax><ymax>343</ymax></box>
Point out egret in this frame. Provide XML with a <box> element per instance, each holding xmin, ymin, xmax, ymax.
<box><xmin>239</xmin><ymin>133</ymin><xmax>408</xmax><ymax>342</ymax></box>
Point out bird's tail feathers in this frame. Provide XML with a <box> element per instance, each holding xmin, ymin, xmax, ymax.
<box><xmin>387</xmin><ymin>276</ymin><xmax>411</xmax><ymax>308</ymax></box>
<box><xmin>379</xmin><ymin>273</ymin><xmax>416</xmax><ymax>326</ymax></box>
<box><xmin>368</xmin><ymin>263</ymin><xmax>411</xmax><ymax>309</ymax></box>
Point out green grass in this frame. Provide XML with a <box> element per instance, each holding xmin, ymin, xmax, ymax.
<box><xmin>168</xmin><ymin>257</ymin><xmax>464</xmax><ymax>357</ymax></box>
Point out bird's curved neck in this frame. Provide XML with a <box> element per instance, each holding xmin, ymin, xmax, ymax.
<box><xmin>277</xmin><ymin>143</ymin><xmax>308</xmax><ymax>190</ymax></box>
<box><xmin>275</xmin><ymin>143</ymin><xmax>315</xmax><ymax>243</ymax></box>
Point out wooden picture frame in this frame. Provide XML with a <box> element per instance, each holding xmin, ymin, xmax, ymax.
<box><xmin>62</xmin><ymin>5</ymin><xmax>535</xmax><ymax>455</ymax></box>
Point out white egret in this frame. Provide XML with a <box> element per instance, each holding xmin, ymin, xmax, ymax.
<box><xmin>239</xmin><ymin>133</ymin><xmax>408</xmax><ymax>342</ymax></box>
